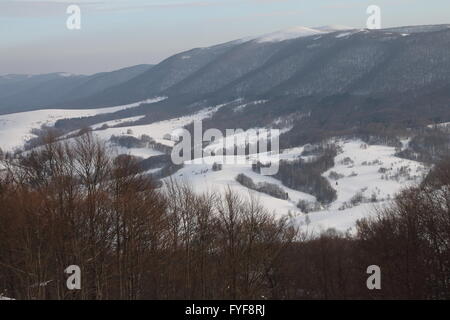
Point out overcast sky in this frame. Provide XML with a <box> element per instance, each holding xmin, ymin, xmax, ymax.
<box><xmin>1</xmin><ymin>0</ymin><xmax>450</xmax><ymax>75</ymax></box>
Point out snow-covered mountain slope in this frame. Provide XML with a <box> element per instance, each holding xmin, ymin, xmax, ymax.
<box><xmin>107</xmin><ymin>143</ymin><xmax>165</xmax><ymax>159</ymax></box>
<box><xmin>0</xmin><ymin>97</ymin><xmax>165</xmax><ymax>152</ymax></box>
<box><xmin>92</xmin><ymin>105</ymin><xmax>222</xmax><ymax>147</ymax></box>
<box><xmin>91</xmin><ymin>115</ymin><xmax>146</xmax><ymax>130</ymax></box>
<box><xmin>203</xmin><ymin>126</ymin><xmax>290</xmax><ymax>155</ymax></box>
<box><xmin>39</xmin><ymin>102</ymin><xmax>226</xmax><ymax>162</ymax></box>
<box><xmin>255</xmin><ymin>25</ymin><xmax>353</xmax><ymax>43</ymax></box>
<box><xmin>256</xmin><ymin>26</ymin><xmax>325</xmax><ymax>43</ymax></box>
<box><xmin>315</xmin><ymin>25</ymin><xmax>354</xmax><ymax>32</ymax></box>
<box><xmin>13</xmin><ymin>23</ymin><xmax>447</xmax><ymax>115</ymax></box>
<box><xmin>384</xmin><ymin>24</ymin><xmax>450</xmax><ymax>34</ymax></box>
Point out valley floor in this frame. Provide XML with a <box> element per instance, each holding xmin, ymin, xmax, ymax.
<box><xmin>0</xmin><ymin>100</ymin><xmax>428</xmax><ymax>233</ymax></box>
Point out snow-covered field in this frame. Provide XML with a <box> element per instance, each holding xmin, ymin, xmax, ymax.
<box><xmin>324</xmin><ymin>140</ymin><xmax>425</xmax><ymax>211</ymax></box>
<box><xmin>91</xmin><ymin>115</ymin><xmax>146</xmax><ymax>130</ymax></box>
<box><xmin>0</xmin><ymin>97</ymin><xmax>166</xmax><ymax>152</ymax></box>
<box><xmin>0</xmin><ymin>99</ymin><xmax>428</xmax><ymax>234</ymax></box>
<box><xmin>166</xmin><ymin>139</ymin><xmax>427</xmax><ymax>234</ymax></box>
<box><xmin>164</xmin><ymin>154</ymin><xmax>316</xmax><ymax>217</ymax></box>
<box><xmin>300</xmin><ymin>140</ymin><xmax>427</xmax><ymax>233</ymax></box>
<box><xmin>203</xmin><ymin>127</ymin><xmax>288</xmax><ymax>155</ymax></box>
<box><xmin>93</xmin><ymin>105</ymin><xmax>221</xmax><ymax>147</ymax></box>
<box><xmin>107</xmin><ymin>143</ymin><xmax>164</xmax><ymax>159</ymax></box>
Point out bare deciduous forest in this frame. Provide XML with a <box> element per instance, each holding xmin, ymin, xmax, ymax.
<box><xmin>0</xmin><ymin>134</ymin><xmax>449</xmax><ymax>300</ymax></box>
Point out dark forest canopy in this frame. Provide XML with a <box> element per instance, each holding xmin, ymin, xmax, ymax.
<box><xmin>0</xmin><ymin>133</ymin><xmax>449</xmax><ymax>299</ymax></box>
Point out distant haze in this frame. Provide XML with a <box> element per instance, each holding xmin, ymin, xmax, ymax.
<box><xmin>1</xmin><ymin>0</ymin><xmax>450</xmax><ymax>75</ymax></box>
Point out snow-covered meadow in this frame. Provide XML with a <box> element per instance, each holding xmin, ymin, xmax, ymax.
<box><xmin>165</xmin><ymin>139</ymin><xmax>427</xmax><ymax>234</ymax></box>
<box><xmin>0</xmin><ymin>97</ymin><xmax>166</xmax><ymax>152</ymax></box>
<box><xmin>0</xmin><ymin>99</ymin><xmax>427</xmax><ymax>234</ymax></box>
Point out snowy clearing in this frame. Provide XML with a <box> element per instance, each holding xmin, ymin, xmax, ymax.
<box><xmin>0</xmin><ymin>97</ymin><xmax>166</xmax><ymax>152</ymax></box>
<box><xmin>92</xmin><ymin>105</ymin><xmax>221</xmax><ymax>147</ymax></box>
<box><xmin>168</xmin><ymin>138</ymin><xmax>427</xmax><ymax>234</ymax></box>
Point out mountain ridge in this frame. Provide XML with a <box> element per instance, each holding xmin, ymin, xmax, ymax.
<box><xmin>1</xmin><ymin>24</ymin><xmax>450</xmax><ymax>118</ymax></box>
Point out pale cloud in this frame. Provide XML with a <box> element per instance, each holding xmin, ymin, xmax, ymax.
<box><xmin>93</xmin><ymin>1</ymin><xmax>218</xmax><ymax>13</ymax></box>
<box><xmin>0</xmin><ymin>0</ymin><xmax>102</xmax><ymax>17</ymax></box>
<box><xmin>0</xmin><ymin>0</ymin><xmax>218</xmax><ymax>17</ymax></box>
<box><xmin>208</xmin><ymin>9</ymin><xmax>303</xmax><ymax>23</ymax></box>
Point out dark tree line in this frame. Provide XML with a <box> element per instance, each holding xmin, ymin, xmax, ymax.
<box><xmin>0</xmin><ymin>134</ymin><xmax>294</xmax><ymax>300</ymax></box>
<box><xmin>396</xmin><ymin>128</ymin><xmax>450</xmax><ymax>164</ymax></box>
<box><xmin>273</xmin><ymin>146</ymin><xmax>337</xmax><ymax>204</ymax></box>
<box><xmin>236</xmin><ymin>173</ymin><xmax>289</xmax><ymax>200</ymax></box>
<box><xmin>274</xmin><ymin>158</ymin><xmax>450</xmax><ymax>299</ymax></box>
<box><xmin>1</xmin><ymin>134</ymin><xmax>450</xmax><ymax>300</ymax></box>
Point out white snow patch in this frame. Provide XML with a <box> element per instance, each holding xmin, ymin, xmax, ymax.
<box><xmin>91</xmin><ymin>105</ymin><xmax>222</xmax><ymax>148</ymax></box>
<box><xmin>108</xmin><ymin>143</ymin><xmax>164</xmax><ymax>159</ymax></box>
<box><xmin>256</xmin><ymin>26</ymin><xmax>325</xmax><ymax>43</ymax></box>
<box><xmin>315</xmin><ymin>25</ymin><xmax>353</xmax><ymax>32</ymax></box>
<box><xmin>58</xmin><ymin>72</ymin><xmax>76</xmax><ymax>77</ymax></box>
<box><xmin>336</xmin><ymin>32</ymin><xmax>352</xmax><ymax>38</ymax></box>
<box><xmin>91</xmin><ymin>115</ymin><xmax>146</xmax><ymax>130</ymax></box>
<box><xmin>427</xmin><ymin>121</ymin><xmax>450</xmax><ymax>129</ymax></box>
<box><xmin>203</xmin><ymin>127</ymin><xmax>285</xmax><ymax>155</ymax></box>
<box><xmin>296</xmin><ymin>203</ymin><xmax>384</xmax><ymax>235</ymax></box>
<box><xmin>0</xmin><ymin>97</ymin><xmax>166</xmax><ymax>152</ymax></box>
<box><xmin>242</xmin><ymin>25</ymin><xmax>353</xmax><ymax>43</ymax></box>
<box><xmin>324</xmin><ymin>139</ymin><xmax>425</xmax><ymax>212</ymax></box>
<box><xmin>233</xmin><ymin>100</ymin><xmax>267</xmax><ymax>112</ymax></box>
<box><xmin>296</xmin><ymin>139</ymin><xmax>427</xmax><ymax>234</ymax></box>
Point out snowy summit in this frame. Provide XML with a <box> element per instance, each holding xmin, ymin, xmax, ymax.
<box><xmin>255</xmin><ymin>25</ymin><xmax>353</xmax><ymax>43</ymax></box>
